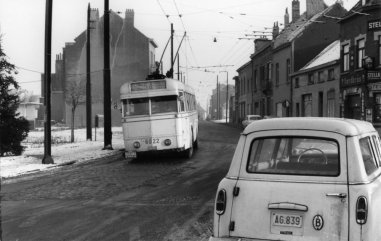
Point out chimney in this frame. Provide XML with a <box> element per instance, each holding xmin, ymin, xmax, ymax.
<box><xmin>284</xmin><ymin>8</ymin><xmax>290</xmax><ymax>26</ymax></box>
<box><xmin>306</xmin><ymin>0</ymin><xmax>325</xmax><ymax>19</ymax></box>
<box><xmin>292</xmin><ymin>0</ymin><xmax>300</xmax><ymax>22</ymax></box>
<box><xmin>90</xmin><ymin>8</ymin><xmax>99</xmax><ymax>22</ymax></box>
<box><xmin>254</xmin><ymin>37</ymin><xmax>270</xmax><ymax>52</ymax></box>
<box><xmin>125</xmin><ymin>9</ymin><xmax>134</xmax><ymax>26</ymax></box>
<box><xmin>273</xmin><ymin>22</ymin><xmax>280</xmax><ymax>39</ymax></box>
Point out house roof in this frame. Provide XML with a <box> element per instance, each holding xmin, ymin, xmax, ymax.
<box><xmin>340</xmin><ymin>0</ymin><xmax>381</xmax><ymax>22</ymax></box>
<box><xmin>273</xmin><ymin>3</ymin><xmax>338</xmax><ymax>49</ymax></box>
<box><xmin>299</xmin><ymin>40</ymin><xmax>340</xmax><ymax>71</ymax></box>
<box><xmin>236</xmin><ymin>60</ymin><xmax>252</xmax><ymax>73</ymax></box>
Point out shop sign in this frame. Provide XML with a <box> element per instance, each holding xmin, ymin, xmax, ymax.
<box><xmin>368</xmin><ymin>71</ymin><xmax>381</xmax><ymax>81</ymax></box>
<box><xmin>368</xmin><ymin>19</ymin><xmax>381</xmax><ymax>31</ymax></box>
<box><xmin>368</xmin><ymin>83</ymin><xmax>381</xmax><ymax>91</ymax></box>
<box><xmin>341</xmin><ymin>73</ymin><xmax>365</xmax><ymax>87</ymax></box>
<box><xmin>345</xmin><ymin>87</ymin><xmax>359</xmax><ymax>94</ymax></box>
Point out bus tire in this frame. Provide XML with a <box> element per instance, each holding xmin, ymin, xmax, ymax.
<box><xmin>194</xmin><ymin>138</ymin><xmax>198</xmax><ymax>149</ymax></box>
<box><xmin>184</xmin><ymin>134</ymin><xmax>194</xmax><ymax>159</ymax></box>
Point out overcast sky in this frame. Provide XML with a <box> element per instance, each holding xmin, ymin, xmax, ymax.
<box><xmin>0</xmin><ymin>0</ymin><xmax>358</xmax><ymax>109</ymax></box>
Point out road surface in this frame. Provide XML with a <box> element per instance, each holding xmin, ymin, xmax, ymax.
<box><xmin>1</xmin><ymin>121</ymin><xmax>241</xmax><ymax>241</ymax></box>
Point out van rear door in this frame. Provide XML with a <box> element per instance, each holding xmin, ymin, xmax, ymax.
<box><xmin>229</xmin><ymin>130</ymin><xmax>349</xmax><ymax>241</ymax></box>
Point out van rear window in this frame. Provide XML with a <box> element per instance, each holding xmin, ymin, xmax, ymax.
<box><xmin>247</xmin><ymin>137</ymin><xmax>339</xmax><ymax>176</ymax></box>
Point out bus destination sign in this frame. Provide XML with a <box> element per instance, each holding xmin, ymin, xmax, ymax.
<box><xmin>131</xmin><ymin>81</ymin><xmax>167</xmax><ymax>91</ymax></box>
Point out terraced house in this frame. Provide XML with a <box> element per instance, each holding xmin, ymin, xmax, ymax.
<box><xmin>235</xmin><ymin>0</ymin><xmax>347</xmax><ymax>122</ymax></box>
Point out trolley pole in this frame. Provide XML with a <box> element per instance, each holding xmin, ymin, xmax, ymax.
<box><xmin>103</xmin><ymin>0</ymin><xmax>113</xmax><ymax>150</ymax></box>
<box><xmin>86</xmin><ymin>3</ymin><xmax>92</xmax><ymax>141</ymax></box>
<box><xmin>170</xmin><ymin>23</ymin><xmax>174</xmax><ymax>78</ymax></box>
<box><xmin>42</xmin><ymin>0</ymin><xmax>54</xmax><ymax>164</ymax></box>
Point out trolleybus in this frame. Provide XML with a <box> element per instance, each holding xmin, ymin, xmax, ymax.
<box><xmin>120</xmin><ymin>75</ymin><xmax>198</xmax><ymax>159</ymax></box>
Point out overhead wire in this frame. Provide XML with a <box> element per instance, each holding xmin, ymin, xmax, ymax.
<box><xmin>156</xmin><ymin>0</ymin><xmax>172</xmax><ymax>23</ymax></box>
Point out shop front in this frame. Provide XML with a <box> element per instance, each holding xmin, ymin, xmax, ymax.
<box><xmin>341</xmin><ymin>71</ymin><xmax>366</xmax><ymax>120</ymax></box>
<box><xmin>341</xmin><ymin>69</ymin><xmax>381</xmax><ymax>125</ymax></box>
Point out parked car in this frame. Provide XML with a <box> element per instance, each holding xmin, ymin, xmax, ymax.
<box><xmin>241</xmin><ymin>115</ymin><xmax>262</xmax><ymax>128</ymax></box>
<box><xmin>210</xmin><ymin>117</ymin><xmax>381</xmax><ymax>241</ymax></box>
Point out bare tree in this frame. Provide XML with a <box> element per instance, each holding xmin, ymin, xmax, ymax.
<box><xmin>66</xmin><ymin>80</ymin><xmax>85</xmax><ymax>143</ymax></box>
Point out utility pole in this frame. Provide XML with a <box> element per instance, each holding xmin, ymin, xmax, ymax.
<box><xmin>42</xmin><ymin>0</ymin><xmax>54</xmax><ymax>164</ymax></box>
<box><xmin>177</xmin><ymin>54</ymin><xmax>180</xmax><ymax>81</ymax></box>
<box><xmin>217</xmin><ymin>75</ymin><xmax>220</xmax><ymax>120</ymax></box>
<box><xmin>86</xmin><ymin>3</ymin><xmax>92</xmax><ymax>141</ymax></box>
<box><xmin>226</xmin><ymin>71</ymin><xmax>229</xmax><ymax>123</ymax></box>
<box><xmin>103</xmin><ymin>0</ymin><xmax>112</xmax><ymax>150</ymax></box>
<box><xmin>219</xmin><ymin>71</ymin><xmax>229</xmax><ymax>123</ymax></box>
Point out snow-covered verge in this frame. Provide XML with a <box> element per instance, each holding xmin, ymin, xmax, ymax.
<box><xmin>0</xmin><ymin>127</ymin><xmax>124</xmax><ymax>178</ymax></box>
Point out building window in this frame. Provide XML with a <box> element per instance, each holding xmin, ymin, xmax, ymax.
<box><xmin>302</xmin><ymin>94</ymin><xmax>312</xmax><ymax>117</ymax></box>
<box><xmin>254</xmin><ymin>69</ymin><xmax>257</xmax><ymax>92</ymax></box>
<box><xmin>260</xmin><ymin>66</ymin><xmax>265</xmax><ymax>88</ymax></box>
<box><xmin>318</xmin><ymin>71</ymin><xmax>324</xmax><ymax>83</ymax></box>
<box><xmin>318</xmin><ymin>91</ymin><xmax>323</xmax><ymax>117</ymax></box>
<box><xmin>327</xmin><ymin>89</ymin><xmax>335</xmax><ymax>117</ymax></box>
<box><xmin>374</xmin><ymin>93</ymin><xmax>381</xmax><ymax>123</ymax></box>
<box><xmin>328</xmin><ymin>68</ymin><xmax>335</xmax><ymax>81</ymax></box>
<box><xmin>275</xmin><ymin>63</ymin><xmax>279</xmax><ymax>86</ymax></box>
<box><xmin>308</xmin><ymin>73</ymin><xmax>314</xmax><ymax>85</ymax></box>
<box><xmin>286</xmin><ymin>59</ymin><xmax>291</xmax><ymax>84</ymax></box>
<box><xmin>296</xmin><ymin>103</ymin><xmax>300</xmax><ymax>117</ymax></box>
<box><xmin>276</xmin><ymin>102</ymin><xmax>283</xmax><ymax>117</ymax></box>
<box><xmin>343</xmin><ymin>44</ymin><xmax>350</xmax><ymax>72</ymax></box>
<box><xmin>295</xmin><ymin>77</ymin><xmax>299</xmax><ymax>88</ymax></box>
<box><xmin>266</xmin><ymin>62</ymin><xmax>272</xmax><ymax>80</ymax></box>
<box><xmin>357</xmin><ymin>39</ymin><xmax>365</xmax><ymax>69</ymax></box>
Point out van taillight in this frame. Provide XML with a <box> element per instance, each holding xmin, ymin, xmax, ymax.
<box><xmin>356</xmin><ymin>196</ymin><xmax>368</xmax><ymax>225</ymax></box>
<box><xmin>216</xmin><ymin>189</ymin><xmax>226</xmax><ymax>215</ymax></box>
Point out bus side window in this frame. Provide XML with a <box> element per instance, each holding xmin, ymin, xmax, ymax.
<box><xmin>179</xmin><ymin>92</ymin><xmax>185</xmax><ymax>112</ymax></box>
<box><xmin>122</xmin><ymin>99</ymin><xmax>128</xmax><ymax>117</ymax></box>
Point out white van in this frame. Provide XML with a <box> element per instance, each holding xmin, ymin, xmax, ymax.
<box><xmin>210</xmin><ymin>117</ymin><xmax>381</xmax><ymax>241</ymax></box>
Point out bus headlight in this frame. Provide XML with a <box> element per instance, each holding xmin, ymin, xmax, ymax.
<box><xmin>164</xmin><ymin>139</ymin><xmax>171</xmax><ymax>146</ymax></box>
<box><xmin>133</xmin><ymin>141</ymin><xmax>141</xmax><ymax>149</ymax></box>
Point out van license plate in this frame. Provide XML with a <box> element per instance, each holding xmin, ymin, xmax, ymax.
<box><xmin>271</xmin><ymin>212</ymin><xmax>303</xmax><ymax>228</ymax></box>
<box><xmin>125</xmin><ymin>151</ymin><xmax>137</xmax><ymax>158</ymax></box>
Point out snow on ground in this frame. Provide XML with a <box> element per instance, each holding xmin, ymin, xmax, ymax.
<box><xmin>0</xmin><ymin>127</ymin><xmax>124</xmax><ymax>178</ymax></box>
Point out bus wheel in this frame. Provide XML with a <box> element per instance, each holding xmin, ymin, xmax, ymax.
<box><xmin>184</xmin><ymin>134</ymin><xmax>194</xmax><ymax>159</ymax></box>
<box><xmin>194</xmin><ymin>138</ymin><xmax>198</xmax><ymax>149</ymax></box>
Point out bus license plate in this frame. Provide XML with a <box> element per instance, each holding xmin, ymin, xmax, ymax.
<box><xmin>125</xmin><ymin>151</ymin><xmax>137</xmax><ymax>158</ymax></box>
<box><xmin>271</xmin><ymin>212</ymin><xmax>303</xmax><ymax>228</ymax></box>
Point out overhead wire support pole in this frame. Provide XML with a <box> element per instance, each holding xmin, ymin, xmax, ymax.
<box><xmin>226</xmin><ymin>71</ymin><xmax>228</xmax><ymax>123</ymax></box>
<box><xmin>42</xmin><ymin>0</ymin><xmax>54</xmax><ymax>164</ymax></box>
<box><xmin>103</xmin><ymin>0</ymin><xmax>113</xmax><ymax>150</ymax></box>
<box><xmin>86</xmin><ymin>3</ymin><xmax>92</xmax><ymax>141</ymax></box>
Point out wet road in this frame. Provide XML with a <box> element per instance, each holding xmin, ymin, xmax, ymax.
<box><xmin>1</xmin><ymin>121</ymin><xmax>241</xmax><ymax>241</ymax></box>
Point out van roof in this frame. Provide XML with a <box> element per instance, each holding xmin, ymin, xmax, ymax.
<box><xmin>242</xmin><ymin>117</ymin><xmax>376</xmax><ymax>136</ymax></box>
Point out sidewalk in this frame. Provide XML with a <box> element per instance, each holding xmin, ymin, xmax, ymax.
<box><xmin>0</xmin><ymin>127</ymin><xmax>124</xmax><ymax>179</ymax></box>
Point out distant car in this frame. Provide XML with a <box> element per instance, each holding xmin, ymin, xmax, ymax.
<box><xmin>210</xmin><ymin>117</ymin><xmax>381</xmax><ymax>241</ymax></box>
<box><xmin>241</xmin><ymin>115</ymin><xmax>262</xmax><ymax>128</ymax></box>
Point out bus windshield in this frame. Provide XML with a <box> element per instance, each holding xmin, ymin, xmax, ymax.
<box><xmin>151</xmin><ymin>96</ymin><xmax>178</xmax><ymax>114</ymax></box>
<box><xmin>123</xmin><ymin>95</ymin><xmax>178</xmax><ymax>116</ymax></box>
<box><xmin>124</xmin><ymin>98</ymin><xmax>149</xmax><ymax>116</ymax></box>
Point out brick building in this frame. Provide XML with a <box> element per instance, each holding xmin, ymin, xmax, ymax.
<box><xmin>339</xmin><ymin>0</ymin><xmax>381</xmax><ymax>126</ymax></box>
<box><xmin>291</xmin><ymin>40</ymin><xmax>341</xmax><ymax>117</ymax></box>
<box><xmin>39</xmin><ymin>9</ymin><xmax>157</xmax><ymax>127</ymax></box>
